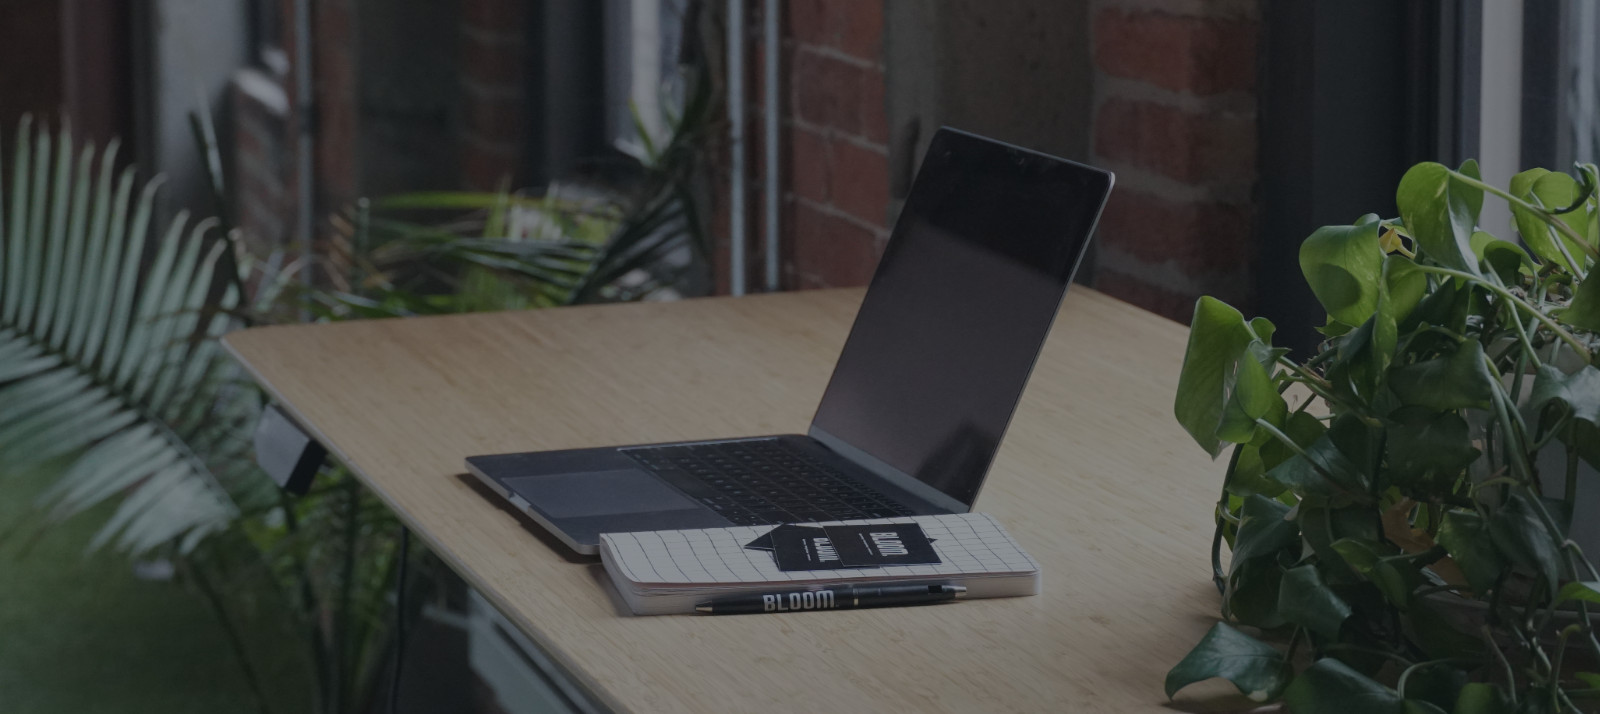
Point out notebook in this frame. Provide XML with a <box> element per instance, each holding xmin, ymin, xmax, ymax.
<box><xmin>598</xmin><ymin>512</ymin><xmax>1041</xmax><ymax>615</ymax></box>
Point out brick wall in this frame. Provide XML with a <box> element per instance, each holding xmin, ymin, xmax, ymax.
<box><xmin>228</xmin><ymin>0</ymin><xmax>360</xmax><ymax>258</ymax></box>
<box><xmin>230</xmin><ymin>68</ymin><xmax>293</xmax><ymax>257</ymax></box>
<box><xmin>459</xmin><ymin>0</ymin><xmax>529</xmax><ymax>190</ymax></box>
<box><xmin>718</xmin><ymin>0</ymin><xmax>891</xmax><ymax>292</ymax></box>
<box><xmin>1087</xmin><ymin>0</ymin><xmax>1260</xmax><ymax>322</ymax></box>
<box><xmin>315</xmin><ymin>0</ymin><xmax>361</xmax><ymax>210</ymax></box>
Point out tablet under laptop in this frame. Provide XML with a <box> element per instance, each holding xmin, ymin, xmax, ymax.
<box><xmin>467</xmin><ymin>128</ymin><xmax>1114</xmax><ymax>554</ymax></box>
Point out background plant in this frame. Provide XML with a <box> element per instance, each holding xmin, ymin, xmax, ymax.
<box><xmin>1166</xmin><ymin>160</ymin><xmax>1600</xmax><ymax>713</ymax></box>
<box><xmin>0</xmin><ymin>47</ymin><xmax>715</xmax><ymax>713</ymax></box>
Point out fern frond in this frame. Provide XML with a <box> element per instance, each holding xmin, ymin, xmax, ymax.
<box><xmin>0</xmin><ymin>117</ymin><xmax>254</xmax><ymax>555</ymax></box>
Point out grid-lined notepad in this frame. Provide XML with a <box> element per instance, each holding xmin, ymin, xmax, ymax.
<box><xmin>599</xmin><ymin>513</ymin><xmax>1041</xmax><ymax>615</ymax></box>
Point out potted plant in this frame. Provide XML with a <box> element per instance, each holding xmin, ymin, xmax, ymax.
<box><xmin>1165</xmin><ymin>160</ymin><xmax>1600</xmax><ymax>713</ymax></box>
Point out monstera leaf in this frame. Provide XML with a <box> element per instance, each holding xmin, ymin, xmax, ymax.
<box><xmin>0</xmin><ymin>117</ymin><xmax>266</xmax><ymax>554</ymax></box>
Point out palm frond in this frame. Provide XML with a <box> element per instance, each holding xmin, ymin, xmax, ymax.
<box><xmin>0</xmin><ymin>116</ymin><xmax>258</xmax><ymax>555</ymax></box>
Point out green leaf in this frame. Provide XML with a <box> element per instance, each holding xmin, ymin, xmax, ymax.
<box><xmin>1216</xmin><ymin>341</ymin><xmax>1285</xmax><ymax>444</ymax></box>
<box><xmin>1556</xmin><ymin>580</ymin><xmax>1600</xmax><ymax>605</ymax></box>
<box><xmin>1230</xmin><ymin>494</ymin><xmax>1296</xmax><ymax>565</ymax></box>
<box><xmin>1277</xmin><ymin>565</ymin><xmax>1351</xmax><ymax>639</ymax></box>
<box><xmin>1404</xmin><ymin>702</ymin><xmax>1448</xmax><ymax>714</ymax></box>
<box><xmin>1234</xmin><ymin>345</ymin><xmax>1281</xmax><ymax>419</ymax></box>
<box><xmin>1572</xmin><ymin>419</ymin><xmax>1600</xmax><ymax>472</ymax></box>
<box><xmin>1458</xmin><ymin>159</ymin><xmax>1485</xmax><ymax>216</ymax></box>
<box><xmin>1299</xmin><ymin>506</ymin><xmax>1380</xmax><ymax>583</ymax></box>
<box><xmin>1175</xmin><ymin>297</ymin><xmax>1263</xmax><ymax>457</ymax></box>
<box><xmin>1436</xmin><ymin>511</ymin><xmax>1505</xmax><ymax>594</ymax></box>
<box><xmin>1406</xmin><ymin>593</ymin><xmax>1484</xmax><ymax>660</ymax></box>
<box><xmin>1226</xmin><ymin>442</ymin><xmax>1285</xmax><ymax>498</ymax></box>
<box><xmin>1398</xmin><ymin>662</ymin><xmax>1466</xmax><ymax>712</ymax></box>
<box><xmin>1488</xmin><ymin>491</ymin><xmax>1563</xmax><ymax>592</ymax></box>
<box><xmin>1451</xmin><ymin>682</ymin><xmax>1514</xmax><ymax>714</ymax></box>
<box><xmin>1467</xmin><ymin>229</ymin><xmax>1534</xmax><ymax>286</ymax></box>
<box><xmin>1560</xmin><ymin>272</ymin><xmax>1600</xmax><ymax>333</ymax></box>
<box><xmin>1164</xmin><ymin>622</ymin><xmax>1288</xmax><ymax>701</ymax></box>
<box><xmin>1377</xmin><ymin>256</ymin><xmax>1428</xmax><ymax>364</ymax></box>
<box><xmin>1282</xmin><ymin>658</ymin><xmax>1403</xmax><ymax>714</ymax></box>
<box><xmin>1397</xmin><ymin>161</ymin><xmax>1482</xmax><ymax>274</ymax></box>
<box><xmin>1332</xmin><ymin>539</ymin><xmax>1420</xmax><ymax>607</ymax></box>
<box><xmin>1526</xmin><ymin>364</ymin><xmax>1600</xmax><ymax>424</ymax></box>
<box><xmin>1225</xmin><ymin>557</ymin><xmax>1287</xmax><ymax>628</ymax></box>
<box><xmin>0</xmin><ymin>119</ymin><xmax>245</xmax><ymax>556</ymax></box>
<box><xmin>1265</xmin><ymin>424</ymin><xmax>1369</xmax><ymax>506</ymax></box>
<box><xmin>1510</xmin><ymin>168</ymin><xmax>1588</xmax><ymax>274</ymax></box>
<box><xmin>1389</xmin><ymin>340</ymin><xmax>1494</xmax><ymax>411</ymax></box>
<box><xmin>1301</xmin><ymin>221</ymin><xmax>1386</xmax><ymax>325</ymax></box>
<box><xmin>1386</xmin><ymin>409</ymin><xmax>1480</xmax><ymax>491</ymax></box>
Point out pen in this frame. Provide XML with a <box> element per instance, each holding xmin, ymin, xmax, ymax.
<box><xmin>694</xmin><ymin>583</ymin><xmax>966</xmax><ymax>614</ymax></box>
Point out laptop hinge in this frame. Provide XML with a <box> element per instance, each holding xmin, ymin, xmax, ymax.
<box><xmin>806</xmin><ymin>425</ymin><xmax>972</xmax><ymax>514</ymax></box>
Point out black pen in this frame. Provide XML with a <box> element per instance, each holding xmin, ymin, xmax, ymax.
<box><xmin>694</xmin><ymin>583</ymin><xmax>966</xmax><ymax>614</ymax></box>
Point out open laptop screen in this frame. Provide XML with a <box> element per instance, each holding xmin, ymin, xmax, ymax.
<box><xmin>809</xmin><ymin>129</ymin><xmax>1113</xmax><ymax>507</ymax></box>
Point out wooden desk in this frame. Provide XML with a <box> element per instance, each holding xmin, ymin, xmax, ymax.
<box><xmin>223</xmin><ymin>287</ymin><xmax>1237</xmax><ymax>713</ymax></box>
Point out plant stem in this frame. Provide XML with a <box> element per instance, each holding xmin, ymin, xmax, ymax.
<box><xmin>1552</xmin><ymin>625</ymin><xmax>1578</xmax><ymax>712</ymax></box>
<box><xmin>1533</xmin><ymin>411</ymin><xmax>1574</xmax><ymax>452</ymax></box>
<box><xmin>1504</xmin><ymin>295</ymin><xmax>1545</xmax><ymax>371</ymax></box>
<box><xmin>1484</xmin><ymin>356</ymin><xmax>1536</xmax><ymax>484</ymax></box>
<box><xmin>1254</xmin><ymin>419</ymin><xmax>1314</xmax><ymax>463</ymax></box>
<box><xmin>1321</xmin><ymin>643</ymin><xmax>1413</xmax><ymax>667</ymax></box>
<box><xmin>1567</xmin><ymin>441</ymin><xmax>1581</xmax><ymax>524</ymax></box>
<box><xmin>1273</xmin><ymin>359</ymin><xmax>1384</xmax><ymax>427</ymax></box>
<box><xmin>1450</xmin><ymin>170</ymin><xmax>1600</xmax><ymax>262</ymax></box>
<box><xmin>1484</xmin><ymin>624</ymin><xmax>1520</xmax><ymax>701</ymax></box>
<box><xmin>1210</xmin><ymin>447</ymin><xmax>1244</xmax><ymax>597</ymax></box>
<box><xmin>1411</xmin><ymin>264</ymin><xmax>1592</xmax><ymax>363</ymax></box>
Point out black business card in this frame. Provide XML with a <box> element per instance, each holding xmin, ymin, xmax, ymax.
<box><xmin>770</xmin><ymin>525</ymin><xmax>846</xmax><ymax>571</ymax></box>
<box><xmin>745</xmin><ymin>523</ymin><xmax>817</xmax><ymax>551</ymax></box>
<box><xmin>823</xmin><ymin>523</ymin><xmax>941</xmax><ymax>567</ymax></box>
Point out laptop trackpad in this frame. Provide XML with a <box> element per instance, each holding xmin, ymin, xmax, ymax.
<box><xmin>504</xmin><ymin>469</ymin><xmax>701</xmax><ymax>518</ymax></box>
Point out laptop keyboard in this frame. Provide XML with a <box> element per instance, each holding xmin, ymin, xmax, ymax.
<box><xmin>622</xmin><ymin>439</ymin><xmax>916</xmax><ymax>526</ymax></box>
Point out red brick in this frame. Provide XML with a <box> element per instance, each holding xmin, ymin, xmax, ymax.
<box><xmin>788</xmin><ymin>0</ymin><xmax>883</xmax><ymax>62</ymax></box>
<box><xmin>464</xmin><ymin>98</ymin><xmax>526</xmax><ymax>142</ymax></box>
<box><xmin>789</xmin><ymin>127</ymin><xmax>832</xmax><ymax>204</ymax></box>
<box><xmin>1096</xmin><ymin>189</ymin><xmax>1252</xmax><ymax>273</ymax></box>
<box><xmin>793</xmin><ymin>48</ymin><xmax>864</xmax><ymax>134</ymax></box>
<box><xmin>790</xmin><ymin>202</ymin><xmax>882</xmax><ymax>287</ymax></box>
<box><xmin>1094</xmin><ymin>9</ymin><xmax>1256</xmax><ymax>96</ymax></box>
<box><xmin>460</xmin><ymin>36</ymin><xmax>524</xmax><ymax>87</ymax></box>
<box><xmin>830</xmin><ymin>139</ymin><xmax>888</xmax><ymax>228</ymax></box>
<box><xmin>462</xmin><ymin>0</ymin><xmax>526</xmax><ymax>29</ymax></box>
<box><xmin>710</xmin><ymin>171</ymin><xmax>733</xmax><ymax>294</ymax></box>
<box><xmin>788</xmin><ymin>0</ymin><xmax>828</xmax><ymax>47</ymax></box>
<box><xmin>313</xmin><ymin>2</ymin><xmax>358</xmax><ymax>206</ymax></box>
<box><xmin>836</xmin><ymin>0</ymin><xmax>883</xmax><ymax>61</ymax></box>
<box><xmin>859</xmin><ymin>68</ymin><xmax>887</xmax><ymax>145</ymax></box>
<box><xmin>461</xmin><ymin>141</ymin><xmax>518</xmax><ymax>191</ymax></box>
<box><xmin>1094</xmin><ymin>98</ymin><xmax>1255</xmax><ymax>184</ymax></box>
<box><xmin>1093</xmin><ymin>269</ymin><xmax>1199</xmax><ymax>324</ymax></box>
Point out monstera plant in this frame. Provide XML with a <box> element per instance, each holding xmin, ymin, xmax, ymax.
<box><xmin>1167</xmin><ymin>160</ymin><xmax>1600</xmax><ymax>713</ymax></box>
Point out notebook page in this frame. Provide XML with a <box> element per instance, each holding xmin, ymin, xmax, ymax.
<box><xmin>601</xmin><ymin>513</ymin><xmax>1038</xmax><ymax>587</ymax></box>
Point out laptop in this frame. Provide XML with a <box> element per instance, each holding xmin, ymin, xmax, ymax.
<box><xmin>467</xmin><ymin>128</ymin><xmax>1114</xmax><ymax>554</ymax></box>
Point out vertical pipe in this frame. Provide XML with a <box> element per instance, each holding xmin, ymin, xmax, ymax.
<box><xmin>294</xmin><ymin>0</ymin><xmax>315</xmax><ymax>290</ymax></box>
<box><xmin>762</xmin><ymin>0</ymin><xmax>780</xmax><ymax>292</ymax></box>
<box><xmin>726</xmin><ymin>0</ymin><xmax>747</xmax><ymax>296</ymax></box>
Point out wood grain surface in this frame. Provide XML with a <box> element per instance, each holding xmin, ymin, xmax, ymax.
<box><xmin>223</xmin><ymin>287</ymin><xmax>1246</xmax><ymax>713</ymax></box>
